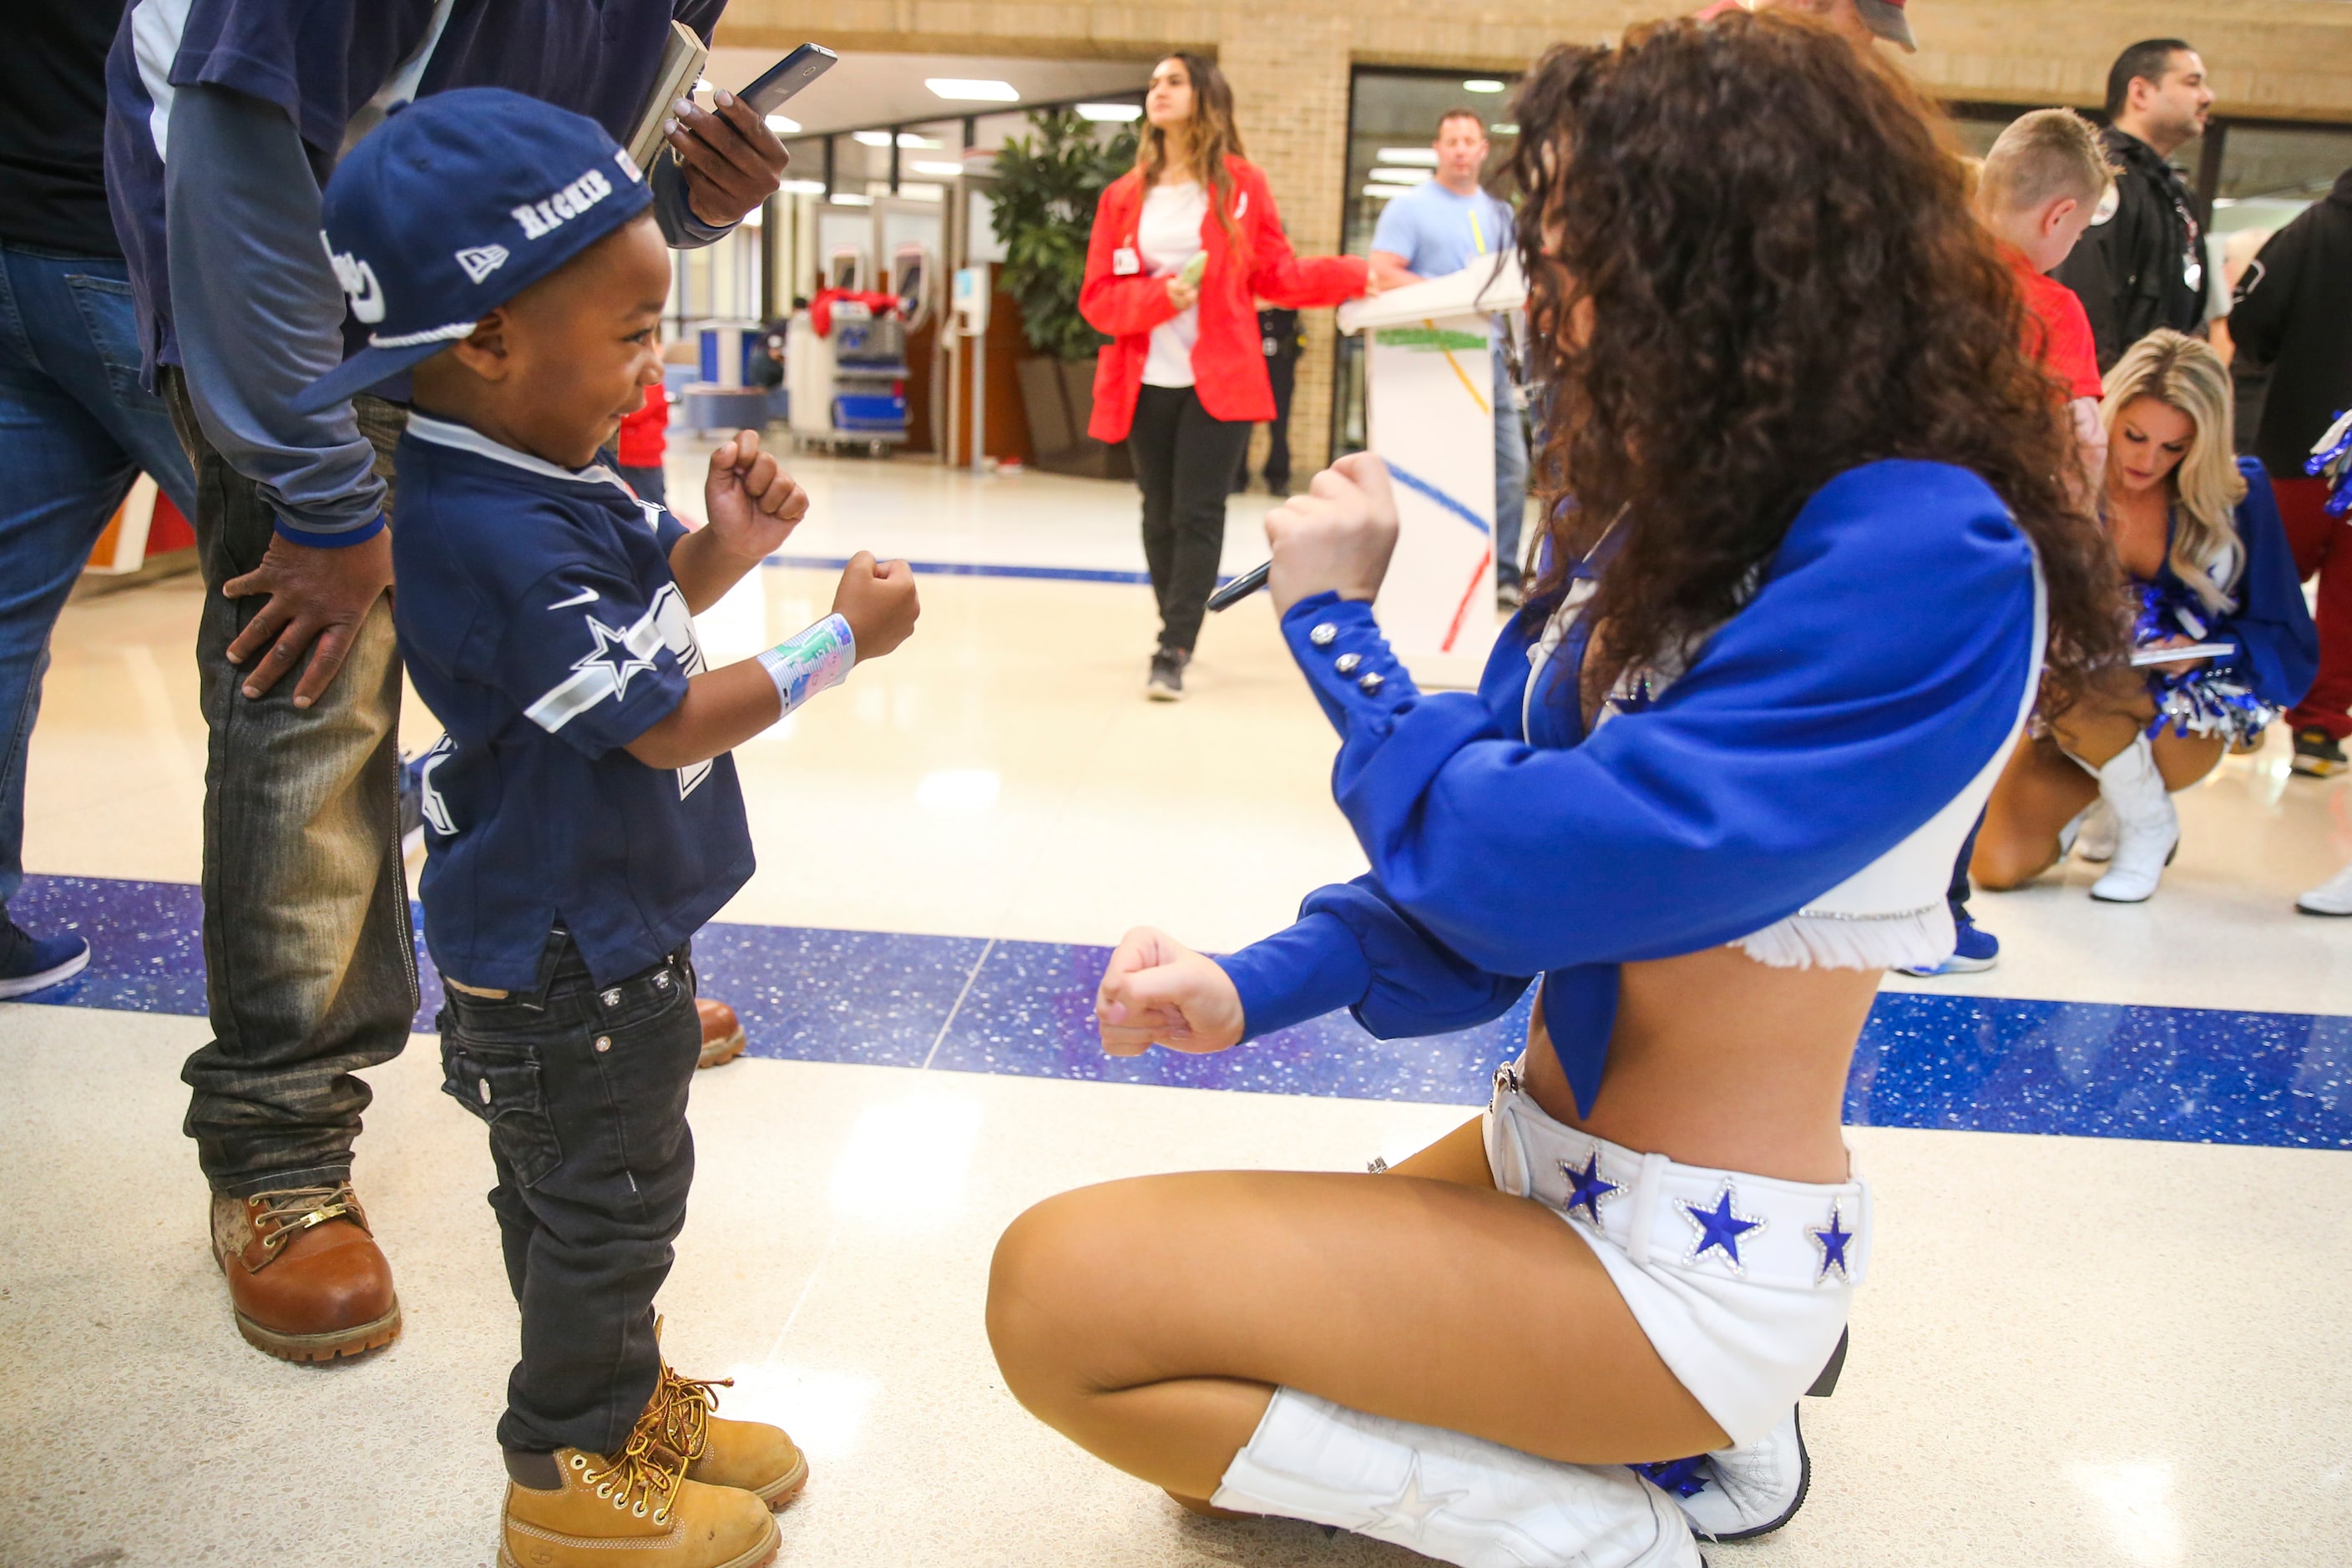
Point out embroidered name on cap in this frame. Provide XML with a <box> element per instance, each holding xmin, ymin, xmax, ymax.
<box><xmin>510</xmin><ymin>167</ymin><xmax>615</xmax><ymax>240</ymax></box>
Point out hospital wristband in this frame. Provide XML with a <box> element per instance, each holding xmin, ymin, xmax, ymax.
<box><xmin>756</xmin><ymin>614</ymin><xmax>856</xmax><ymax>718</ymax></box>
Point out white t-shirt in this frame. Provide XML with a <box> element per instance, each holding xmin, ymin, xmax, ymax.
<box><xmin>1136</xmin><ymin>180</ymin><xmax>1207</xmax><ymax>388</ymax></box>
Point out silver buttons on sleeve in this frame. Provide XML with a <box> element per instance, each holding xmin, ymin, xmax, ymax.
<box><xmin>1306</xmin><ymin>617</ymin><xmax>1392</xmax><ymax>702</ymax></box>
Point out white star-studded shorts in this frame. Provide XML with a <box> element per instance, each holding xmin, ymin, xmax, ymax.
<box><xmin>1484</xmin><ymin>1055</ymin><xmax>1870</xmax><ymax>1446</ymax></box>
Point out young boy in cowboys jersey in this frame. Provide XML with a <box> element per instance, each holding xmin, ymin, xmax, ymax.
<box><xmin>298</xmin><ymin>89</ymin><xmax>918</xmax><ymax>1568</ymax></box>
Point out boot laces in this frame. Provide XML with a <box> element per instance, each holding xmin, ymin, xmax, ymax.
<box><xmin>248</xmin><ymin>1185</ymin><xmax>357</xmax><ymax>1254</ymax></box>
<box><xmin>652</xmin><ymin>1362</ymin><xmax>735</xmax><ymax>1464</ymax></box>
<box><xmin>578</xmin><ymin>1410</ymin><xmax>690</xmax><ymax>1525</ymax></box>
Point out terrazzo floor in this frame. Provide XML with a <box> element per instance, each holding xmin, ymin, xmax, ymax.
<box><xmin>6</xmin><ymin>446</ymin><xmax>2349</xmax><ymax>1566</ymax></box>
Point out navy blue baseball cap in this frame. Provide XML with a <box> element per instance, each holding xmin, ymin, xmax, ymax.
<box><xmin>295</xmin><ymin>88</ymin><xmax>656</xmax><ymax>413</ymax></box>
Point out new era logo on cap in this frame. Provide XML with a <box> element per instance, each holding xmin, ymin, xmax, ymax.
<box><xmin>456</xmin><ymin>245</ymin><xmax>509</xmax><ymax>283</ymax></box>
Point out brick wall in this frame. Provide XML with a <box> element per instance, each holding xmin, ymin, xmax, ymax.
<box><xmin>1219</xmin><ymin>13</ymin><xmax>1354</xmax><ymax>475</ymax></box>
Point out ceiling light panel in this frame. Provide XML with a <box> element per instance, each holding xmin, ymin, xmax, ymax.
<box><xmin>925</xmin><ymin>78</ymin><xmax>1020</xmax><ymax>102</ymax></box>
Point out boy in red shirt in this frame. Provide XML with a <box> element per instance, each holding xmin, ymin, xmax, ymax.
<box><xmin>1902</xmin><ymin>108</ymin><xmax>2115</xmax><ymax>978</ymax></box>
<box><xmin>617</xmin><ymin>382</ymin><xmax>670</xmax><ymax>507</ymax></box>
<box><xmin>1976</xmin><ymin>108</ymin><xmax>2117</xmax><ymax>494</ymax></box>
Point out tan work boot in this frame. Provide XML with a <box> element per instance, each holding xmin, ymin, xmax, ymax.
<box><xmin>654</xmin><ymin>1360</ymin><xmax>809</xmax><ymax>1508</ymax></box>
<box><xmin>501</xmin><ymin>1434</ymin><xmax>778</xmax><ymax>1568</ymax></box>
<box><xmin>210</xmin><ymin>1184</ymin><xmax>401</xmax><ymax>1362</ymax></box>
<box><xmin>695</xmin><ymin>998</ymin><xmax>746</xmax><ymax>1070</ymax></box>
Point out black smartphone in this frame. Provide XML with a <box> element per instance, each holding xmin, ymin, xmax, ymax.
<box><xmin>742</xmin><ymin>44</ymin><xmax>838</xmax><ymax>115</ymax></box>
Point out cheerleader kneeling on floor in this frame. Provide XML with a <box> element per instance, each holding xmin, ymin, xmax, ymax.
<box><xmin>982</xmin><ymin>16</ymin><xmax>2125</xmax><ymax>1568</ymax></box>
<box><xmin>1973</xmin><ymin>330</ymin><xmax>2318</xmax><ymax>906</ymax></box>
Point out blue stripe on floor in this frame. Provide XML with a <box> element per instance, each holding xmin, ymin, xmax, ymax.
<box><xmin>10</xmin><ymin>873</ymin><xmax>2349</xmax><ymax>1151</ymax></box>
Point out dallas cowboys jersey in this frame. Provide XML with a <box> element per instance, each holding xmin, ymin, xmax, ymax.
<box><xmin>392</xmin><ymin>412</ymin><xmax>753</xmax><ymax>992</ymax></box>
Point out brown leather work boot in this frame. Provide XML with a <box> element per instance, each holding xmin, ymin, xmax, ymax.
<box><xmin>501</xmin><ymin>1429</ymin><xmax>778</xmax><ymax>1568</ymax></box>
<box><xmin>695</xmin><ymin>998</ymin><xmax>746</xmax><ymax>1070</ymax></box>
<box><xmin>210</xmin><ymin>1184</ymin><xmax>401</xmax><ymax>1363</ymax></box>
<box><xmin>653</xmin><ymin>1360</ymin><xmax>808</xmax><ymax>1508</ymax></box>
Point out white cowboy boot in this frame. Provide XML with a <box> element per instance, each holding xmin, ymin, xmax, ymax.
<box><xmin>2088</xmin><ymin>736</ymin><xmax>2178</xmax><ymax>903</ymax></box>
<box><xmin>1213</xmin><ymin>1388</ymin><xmax>1701</xmax><ymax>1568</ymax></box>
<box><xmin>1648</xmin><ymin>1405</ymin><xmax>1809</xmax><ymax>1542</ymax></box>
<box><xmin>2071</xmin><ymin>799</ymin><xmax>2117</xmax><ymax>862</ymax></box>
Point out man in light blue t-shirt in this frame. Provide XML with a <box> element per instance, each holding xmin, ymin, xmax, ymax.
<box><xmin>1369</xmin><ymin>108</ymin><xmax>1529</xmax><ymax>604</ymax></box>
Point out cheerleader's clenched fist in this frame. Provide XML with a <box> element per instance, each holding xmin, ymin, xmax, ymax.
<box><xmin>1264</xmin><ymin>451</ymin><xmax>1401</xmax><ymax>615</ymax></box>
<box><xmin>1095</xmin><ymin>926</ymin><xmax>1245</xmax><ymax>1057</ymax></box>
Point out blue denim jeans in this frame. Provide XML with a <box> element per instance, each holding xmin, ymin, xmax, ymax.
<box><xmin>0</xmin><ymin>245</ymin><xmax>198</xmax><ymax>921</ymax></box>
<box><xmin>439</xmin><ymin>933</ymin><xmax>703</xmax><ymax>1453</ymax></box>
<box><xmin>1494</xmin><ymin>349</ymin><xmax>1530</xmax><ymax>589</ymax></box>
<box><xmin>162</xmin><ymin>370</ymin><xmax>418</xmax><ymax>1197</ymax></box>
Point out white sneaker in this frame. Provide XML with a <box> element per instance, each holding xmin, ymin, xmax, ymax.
<box><xmin>2089</xmin><ymin>736</ymin><xmax>2179</xmax><ymax>903</ymax></box>
<box><xmin>1216</xmin><ymin>1388</ymin><xmax>1701</xmax><ymax>1568</ymax></box>
<box><xmin>1646</xmin><ymin>1407</ymin><xmax>1809</xmax><ymax>1542</ymax></box>
<box><xmin>2299</xmin><ymin>860</ymin><xmax>2352</xmax><ymax>917</ymax></box>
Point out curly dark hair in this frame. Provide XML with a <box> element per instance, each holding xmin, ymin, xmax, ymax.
<box><xmin>1509</xmin><ymin>14</ymin><xmax>2122</xmax><ymax>714</ymax></box>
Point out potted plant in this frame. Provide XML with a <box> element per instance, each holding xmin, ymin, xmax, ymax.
<box><xmin>991</xmin><ymin>108</ymin><xmax>1138</xmax><ymax>478</ymax></box>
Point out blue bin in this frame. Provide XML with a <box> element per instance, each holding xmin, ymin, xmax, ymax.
<box><xmin>834</xmin><ymin>393</ymin><xmax>906</xmax><ymax>432</ymax></box>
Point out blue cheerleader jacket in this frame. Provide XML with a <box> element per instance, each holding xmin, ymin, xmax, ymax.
<box><xmin>1214</xmin><ymin>459</ymin><xmax>2045</xmax><ymax>1117</ymax></box>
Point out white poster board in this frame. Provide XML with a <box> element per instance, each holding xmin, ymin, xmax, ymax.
<box><xmin>1338</xmin><ymin>256</ymin><xmax>1526</xmax><ymax>689</ymax></box>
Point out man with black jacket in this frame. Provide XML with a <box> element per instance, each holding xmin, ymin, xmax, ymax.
<box><xmin>2231</xmin><ymin>166</ymin><xmax>2352</xmax><ymax>777</ymax></box>
<box><xmin>2052</xmin><ymin>38</ymin><xmax>2214</xmax><ymax>370</ymax></box>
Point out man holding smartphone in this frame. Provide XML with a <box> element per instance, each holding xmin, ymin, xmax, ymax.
<box><xmin>104</xmin><ymin>0</ymin><xmax>788</xmax><ymax>1367</ymax></box>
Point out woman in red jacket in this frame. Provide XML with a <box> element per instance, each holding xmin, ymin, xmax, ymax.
<box><xmin>1081</xmin><ymin>53</ymin><xmax>1373</xmax><ymax>700</ymax></box>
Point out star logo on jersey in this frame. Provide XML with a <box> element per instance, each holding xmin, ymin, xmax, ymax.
<box><xmin>575</xmin><ymin>615</ymin><xmax>660</xmax><ymax>699</ymax></box>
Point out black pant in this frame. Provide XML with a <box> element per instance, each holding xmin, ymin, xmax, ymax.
<box><xmin>439</xmin><ymin>933</ymin><xmax>703</xmax><ymax>1454</ymax></box>
<box><xmin>1262</xmin><ymin>353</ymin><xmax>1297</xmax><ymax>491</ymax></box>
<box><xmin>1232</xmin><ymin>355</ymin><xmax>1298</xmax><ymax>494</ymax></box>
<box><xmin>1130</xmin><ymin>383</ymin><xmax>1253</xmax><ymax>654</ymax></box>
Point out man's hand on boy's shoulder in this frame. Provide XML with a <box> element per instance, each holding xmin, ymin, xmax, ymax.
<box><xmin>832</xmin><ymin>552</ymin><xmax>920</xmax><ymax>661</ymax></box>
<box><xmin>703</xmin><ymin>427</ymin><xmax>809</xmax><ymax>562</ymax></box>
<box><xmin>665</xmin><ymin>92</ymin><xmax>790</xmax><ymax>228</ymax></box>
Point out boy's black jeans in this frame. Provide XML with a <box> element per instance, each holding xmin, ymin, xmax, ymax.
<box><xmin>438</xmin><ymin>931</ymin><xmax>702</xmax><ymax>1455</ymax></box>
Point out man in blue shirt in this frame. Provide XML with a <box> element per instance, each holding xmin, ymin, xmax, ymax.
<box><xmin>1369</xmin><ymin>108</ymin><xmax>1530</xmax><ymax>605</ymax></box>
<box><xmin>102</xmin><ymin>0</ymin><xmax>789</xmax><ymax>1367</ymax></box>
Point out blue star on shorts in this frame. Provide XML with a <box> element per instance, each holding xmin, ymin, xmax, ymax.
<box><xmin>1808</xmin><ymin>1201</ymin><xmax>1855</xmax><ymax>1283</ymax></box>
<box><xmin>1560</xmin><ymin>1150</ymin><xmax>1620</xmax><ymax>1226</ymax></box>
<box><xmin>1681</xmin><ymin>1184</ymin><xmax>1764</xmax><ymax>1271</ymax></box>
